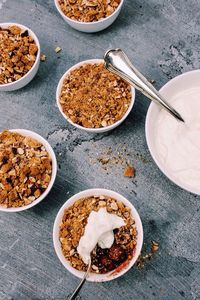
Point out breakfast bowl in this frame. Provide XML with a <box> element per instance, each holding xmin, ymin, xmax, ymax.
<box><xmin>146</xmin><ymin>70</ymin><xmax>200</xmax><ymax>195</ymax></box>
<box><xmin>53</xmin><ymin>188</ymin><xmax>143</xmax><ymax>282</ymax></box>
<box><xmin>54</xmin><ymin>0</ymin><xmax>124</xmax><ymax>33</ymax></box>
<box><xmin>56</xmin><ymin>59</ymin><xmax>135</xmax><ymax>133</ymax></box>
<box><xmin>0</xmin><ymin>23</ymin><xmax>40</xmax><ymax>92</ymax></box>
<box><xmin>0</xmin><ymin>129</ymin><xmax>57</xmax><ymax>212</ymax></box>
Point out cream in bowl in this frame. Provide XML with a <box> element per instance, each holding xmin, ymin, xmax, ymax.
<box><xmin>0</xmin><ymin>23</ymin><xmax>40</xmax><ymax>91</ymax></box>
<box><xmin>56</xmin><ymin>59</ymin><xmax>135</xmax><ymax>133</ymax></box>
<box><xmin>53</xmin><ymin>189</ymin><xmax>143</xmax><ymax>282</ymax></box>
<box><xmin>146</xmin><ymin>70</ymin><xmax>200</xmax><ymax>194</ymax></box>
<box><xmin>54</xmin><ymin>0</ymin><xmax>124</xmax><ymax>33</ymax></box>
<box><xmin>0</xmin><ymin>129</ymin><xmax>57</xmax><ymax>212</ymax></box>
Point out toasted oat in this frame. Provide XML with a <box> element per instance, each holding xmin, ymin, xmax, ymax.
<box><xmin>58</xmin><ymin>0</ymin><xmax>121</xmax><ymax>22</ymax></box>
<box><xmin>59</xmin><ymin>196</ymin><xmax>137</xmax><ymax>273</ymax></box>
<box><xmin>59</xmin><ymin>63</ymin><xmax>132</xmax><ymax>128</ymax></box>
<box><xmin>0</xmin><ymin>131</ymin><xmax>52</xmax><ymax>208</ymax></box>
<box><xmin>0</xmin><ymin>26</ymin><xmax>38</xmax><ymax>85</ymax></box>
<box><xmin>124</xmin><ymin>165</ymin><xmax>135</xmax><ymax>177</ymax></box>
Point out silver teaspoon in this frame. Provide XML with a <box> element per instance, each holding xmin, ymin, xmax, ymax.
<box><xmin>69</xmin><ymin>259</ymin><xmax>91</xmax><ymax>300</ymax></box>
<box><xmin>104</xmin><ymin>48</ymin><xmax>184</xmax><ymax>123</ymax></box>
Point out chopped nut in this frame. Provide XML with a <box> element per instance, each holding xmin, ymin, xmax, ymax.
<box><xmin>124</xmin><ymin>165</ymin><xmax>135</xmax><ymax>177</ymax></box>
<box><xmin>110</xmin><ymin>202</ymin><xmax>118</xmax><ymax>210</ymax></box>
<box><xmin>40</xmin><ymin>54</ymin><xmax>46</xmax><ymax>62</ymax></box>
<box><xmin>17</xmin><ymin>148</ymin><xmax>24</xmax><ymax>155</ymax></box>
<box><xmin>151</xmin><ymin>240</ymin><xmax>159</xmax><ymax>252</ymax></box>
<box><xmin>55</xmin><ymin>47</ymin><xmax>61</xmax><ymax>53</ymax></box>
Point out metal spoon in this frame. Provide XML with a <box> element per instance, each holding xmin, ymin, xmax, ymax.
<box><xmin>104</xmin><ymin>48</ymin><xmax>184</xmax><ymax>122</ymax></box>
<box><xmin>68</xmin><ymin>259</ymin><xmax>91</xmax><ymax>300</ymax></box>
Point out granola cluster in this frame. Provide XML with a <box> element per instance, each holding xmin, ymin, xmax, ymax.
<box><xmin>0</xmin><ymin>131</ymin><xmax>52</xmax><ymax>208</ymax></box>
<box><xmin>59</xmin><ymin>63</ymin><xmax>132</xmax><ymax>128</ymax></box>
<box><xmin>58</xmin><ymin>0</ymin><xmax>121</xmax><ymax>22</ymax></box>
<box><xmin>0</xmin><ymin>26</ymin><xmax>38</xmax><ymax>85</ymax></box>
<box><xmin>60</xmin><ymin>196</ymin><xmax>137</xmax><ymax>273</ymax></box>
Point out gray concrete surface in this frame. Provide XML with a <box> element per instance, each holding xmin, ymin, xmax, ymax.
<box><xmin>0</xmin><ymin>0</ymin><xmax>200</xmax><ymax>299</ymax></box>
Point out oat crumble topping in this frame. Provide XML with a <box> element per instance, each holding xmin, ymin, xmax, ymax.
<box><xmin>0</xmin><ymin>26</ymin><xmax>38</xmax><ymax>85</ymax></box>
<box><xmin>58</xmin><ymin>0</ymin><xmax>121</xmax><ymax>23</ymax></box>
<box><xmin>0</xmin><ymin>131</ymin><xmax>52</xmax><ymax>208</ymax></box>
<box><xmin>59</xmin><ymin>63</ymin><xmax>132</xmax><ymax>128</ymax></box>
<box><xmin>59</xmin><ymin>195</ymin><xmax>137</xmax><ymax>273</ymax></box>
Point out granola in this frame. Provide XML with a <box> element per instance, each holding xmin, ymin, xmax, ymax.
<box><xmin>0</xmin><ymin>25</ymin><xmax>38</xmax><ymax>85</ymax></box>
<box><xmin>59</xmin><ymin>63</ymin><xmax>132</xmax><ymax>128</ymax></box>
<box><xmin>58</xmin><ymin>0</ymin><xmax>121</xmax><ymax>22</ymax></box>
<box><xmin>59</xmin><ymin>196</ymin><xmax>137</xmax><ymax>273</ymax></box>
<box><xmin>0</xmin><ymin>131</ymin><xmax>52</xmax><ymax>208</ymax></box>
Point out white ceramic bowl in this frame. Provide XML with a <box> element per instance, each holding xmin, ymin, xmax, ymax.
<box><xmin>53</xmin><ymin>188</ymin><xmax>143</xmax><ymax>282</ymax></box>
<box><xmin>56</xmin><ymin>59</ymin><xmax>135</xmax><ymax>133</ymax></box>
<box><xmin>0</xmin><ymin>129</ymin><xmax>57</xmax><ymax>212</ymax></box>
<box><xmin>146</xmin><ymin>70</ymin><xmax>200</xmax><ymax>195</ymax></box>
<box><xmin>0</xmin><ymin>23</ymin><xmax>40</xmax><ymax>92</ymax></box>
<box><xmin>54</xmin><ymin>0</ymin><xmax>124</xmax><ymax>33</ymax></box>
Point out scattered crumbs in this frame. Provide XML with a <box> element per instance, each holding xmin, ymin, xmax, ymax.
<box><xmin>40</xmin><ymin>54</ymin><xmax>46</xmax><ymax>62</ymax></box>
<box><xmin>55</xmin><ymin>46</ymin><xmax>62</xmax><ymax>53</ymax></box>
<box><xmin>124</xmin><ymin>165</ymin><xmax>135</xmax><ymax>178</ymax></box>
<box><xmin>137</xmin><ymin>240</ymin><xmax>159</xmax><ymax>269</ymax></box>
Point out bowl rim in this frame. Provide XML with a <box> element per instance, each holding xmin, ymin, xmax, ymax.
<box><xmin>0</xmin><ymin>129</ymin><xmax>57</xmax><ymax>212</ymax></box>
<box><xmin>53</xmin><ymin>188</ymin><xmax>143</xmax><ymax>282</ymax></box>
<box><xmin>54</xmin><ymin>0</ymin><xmax>124</xmax><ymax>25</ymax></box>
<box><xmin>145</xmin><ymin>69</ymin><xmax>200</xmax><ymax>195</ymax></box>
<box><xmin>56</xmin><ymin>58</ymin><xmax>135</xmax><ymax>133</ymax></box>
<box><xmin>0</xmin><ymin>22</ymin><xmax>41</xmax><ymax>89</ymax></box>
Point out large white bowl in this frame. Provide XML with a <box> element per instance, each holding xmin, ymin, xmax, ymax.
<box><xmin>0</xmin><ymin>129</ymin><xmax>57</xmax><ymax>212</ymax></box>
<box><xmin>0</xmin><ymin>23</ymin><xmax>40</xmax><ymax>92</ymax></box>
<box><xmin>146</xmin><ymin>70</ymin><xmax>200</xmax><ymax>195</ymax></box>
<box><xmin>53</xmin><ymin>188</ymin><xmax>143</xmax><ymax>282</ymax></box>
<box><xmin>56</xmin><ymin>59</ymin><xmax>135</xmax><ymax>133</ymax></box>
<box><xmin>54</xmin><ymin>0</ymin><xmax>124</xmax><ymax>33</ymax></box>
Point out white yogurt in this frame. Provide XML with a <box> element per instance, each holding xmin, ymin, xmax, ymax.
<box><xmin>77</xmin><ymin>207</ymin><xmax>125</xmax><ymax>264</ymax></box>
<box><xmin>155</xmin><ymin>87</ymin><xmax>200</xmax><ymax>189</ymax></box>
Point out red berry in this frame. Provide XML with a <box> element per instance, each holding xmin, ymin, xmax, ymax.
<box><xmin>108</xmin><ymin>244</ymin><xmax>126</xmax><ymax>262</ymax></box>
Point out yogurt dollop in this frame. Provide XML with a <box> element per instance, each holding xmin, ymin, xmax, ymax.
<box><xmin>155</xmin><ymin>87</ymin><xmax>200</xmax><ymax>189</ymax></box>
<box><xmin>77</xmin><ymin>207</ymin><xmax>125</xmax><ymax>264</ymax></box>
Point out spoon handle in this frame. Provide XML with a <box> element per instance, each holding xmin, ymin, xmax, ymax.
<box><xmin>104</xmin><ymin>48</ymin><xmax>184</xmax><ymax>122</ymax></box>
<box><xmin>68</xmin><ymin>260</ymin><xmax>91</xmax><ymax>300</ymax></box>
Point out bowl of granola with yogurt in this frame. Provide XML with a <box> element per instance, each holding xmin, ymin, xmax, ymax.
<box><xmin>56</xmin><ymin>59</ymin><xmax>135</xmax><ymax>133</ymax></box>
<box><xmin>53</xmin><ymin>189</ymin><xmax>143</xmax><ymax>282</ymax></box>
<box><xmin>0</xmin><ymin>129</ymin><xmax>57</xmax><ymax>212</ymax></box>
<box><xmin>0</xmin><ymin>23</ymin><xmax>40</xmax><ymax>91</ymax></box>
<box><xmin>54</xmin><ymin>0</ymin><xmax>124</xmax><ymax>33</ymax></box>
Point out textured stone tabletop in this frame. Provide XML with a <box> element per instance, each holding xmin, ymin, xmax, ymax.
<box><xmin>0</xmin><ymin>0</ymin><xmax>200</xmax><ymax>299</ymax></box>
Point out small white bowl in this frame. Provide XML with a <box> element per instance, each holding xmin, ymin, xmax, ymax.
<box><xmin>0</xmin><ymin>129</ymin><xmax>57</xmax><ymax>212</ymax></box>
<box><xmin>0</xmin><ymin>23</ymin><xmax>40</xmax><ymax>92</ymax></box>
<box><xmin>146</xmin><ymin>70</ymin><xmax>200</xmax><ymax>195</ymax></box>
<box><xmin>53</xmin><ymin>188</ymin><xmax>143</xmax><ymax>282</ymax></box>
<box><xmin>56</xmin><ymin>59</ymin><xmax>135</xmax><ymax>133</ymax></box>
<box><xmin>54</xmin><ymin>0</ymin><xmax>124</xmax><ymax>33</ymax></box>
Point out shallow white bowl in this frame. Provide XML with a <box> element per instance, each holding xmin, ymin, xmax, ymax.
<box><xmin>146</xmin><ymin>70</ymin><xmax>200</xmax><ymax>195</ymax></box>
<box><xmin>0</xmin><ymin>23</ymin><xmax>40</xmax><ymax>92</ymax></box>
<box><xmin>56</xmin><ymin>59</ymin><xmax>135</xmax><ymax>133</ymax></box>
<box><xmin>0</xmin><ymin>129</ymin><xmax>57</xmax><ymax>212</ymax></box>
<box><xmin>54</xmin><ymin>0</ymin><xmax>124</xmax><ymax>33</ymax></box>
<box><xmin>53</xmin><ymin>188</ymin><xmax>143</xmax><ymax>282</ymax></box>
